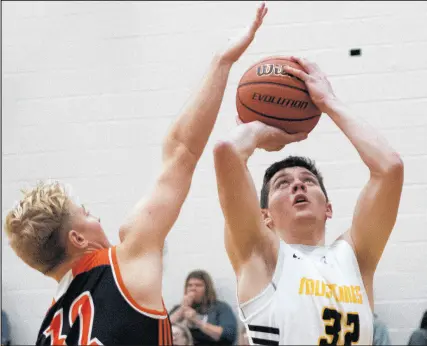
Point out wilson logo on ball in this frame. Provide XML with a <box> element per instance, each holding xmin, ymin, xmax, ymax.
<box><xmin>256</xmin><ymin>64</ymin><xmax>303</xmax><ymax>82</ymax></box>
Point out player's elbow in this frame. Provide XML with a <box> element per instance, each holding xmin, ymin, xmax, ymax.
<box><xmin>374</xmin><ymin>152</ymin><xmax>404</xmax><ymax>182</ymax></box>
<box><xmin>213</xmin><ymin>140</ymin><xmax>235</xmax><ymax>160</ymax></box>
<box><xmin>384</xmin><ymin>152</ymin><xmax>404</xmax><ymax>178</ymax></box>
<box><xmin>163</xmin><ymin>135</ymin><xmax>199</xmax><ymax>167</ymax></box>
<box><xmin>213</xmin><ymin>140</ymin><xmax>241</xmax><ymax>170</ymax></box>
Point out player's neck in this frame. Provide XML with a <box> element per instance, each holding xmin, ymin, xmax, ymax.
<box><xmin>277</xmin><ymin>219</ymin><xmax>325</xmax><ymax>246</ymax></box>
<box><xmin>47</xmin><ymin>260</ymin><xmax>77</xmax><ymax>283</ymax></box>
<box><xmin>46</xmin><ymin>249</ymin><xmax>97</xmax><ymax>282</ymax></box>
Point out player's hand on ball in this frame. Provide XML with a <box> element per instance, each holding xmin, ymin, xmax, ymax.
<box><xmin>251</xmin><ymin>121</ymin><xmax>307</xmax><ymax>152</ymax></box>
<box><xmin>219</xmin><ymin>1</ymin><xmax>268</xmax><ymax>65</ymax></box>
<box><xmin>282</xmin><ymin>57</ymin><xmax>337</xmax><ymax>113</ymax></box>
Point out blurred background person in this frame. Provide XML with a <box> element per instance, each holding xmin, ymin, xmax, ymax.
<box><xmin>408</xmin><ymin>310</ymin><xmax>427</xmax><ymax>346</ymax></box>
<box><xmin>170</xmin><ymin>270</ymin><xmax>237</xmax><ymax>345</ymax></box>
<box><xmin>172</xmin><ymin>323</ymin><xmax>193</xmax><ymax>346</ymax></box>
<box><xmin>1</xmin><ymin>310</ymin><xmax>11</xmax><ymax>346</ymax></box>
<box><xmin>373</xmin><ymin>312</ymin><xmax>392</xmax><ymax>345</ymax></box>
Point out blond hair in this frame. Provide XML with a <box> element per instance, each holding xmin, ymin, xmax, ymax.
<box><xmin>4</xmin><ymin>181</ymin><xmax>72</xmax><ymax>274</ymax></box>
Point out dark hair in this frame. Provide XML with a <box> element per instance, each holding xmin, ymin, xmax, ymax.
<box><xmin>421</xmin><ymin>310</ymin><xmax>427</xmax><ymax>329</ymax></box>
<box><xmin>184</xmin><ymin>270</ymin><xmax>217</xmax><ymax>308</ymax></box>
<box><xmin>260</xmin><ymin>156</ymin><xmax>328</xmax><ymax>208</ymax></box>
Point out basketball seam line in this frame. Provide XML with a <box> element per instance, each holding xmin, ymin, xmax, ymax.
<box><xmin>238</xmin><ymin>81</ymin><xmax>309</xmax><ymax>95</ymax></box>
<box><xmin>237</xmin><ymin>96</ymin><xmax>321</xmax><ymax>123</ymax></box>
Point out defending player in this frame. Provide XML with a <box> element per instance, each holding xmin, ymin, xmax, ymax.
<box><xmin>3</xmin><ymin>3</ymin><xmax>269</xmax><ymax>345</ymax></box>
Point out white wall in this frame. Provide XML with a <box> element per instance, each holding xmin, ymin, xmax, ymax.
<box><xmin>2</xmin><ymin>1</ymin><xmax>427</xmax><ymax>344</ymax></box>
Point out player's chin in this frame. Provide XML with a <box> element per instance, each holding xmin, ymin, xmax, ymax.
<box><xmin>292</xmin><ymin>202</ymin><xmax>312</xmax><ymax>213</ymax></box>
<box><xmin>292</xmin><ymin>207</ymin><xmax>317</xmax><ymax>218</ymax></box>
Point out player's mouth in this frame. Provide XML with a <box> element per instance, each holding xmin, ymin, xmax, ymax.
<box><xmin>293</xmin><ymin>194</ymin><xmax>309</xmax><ymax>206</ymax></box>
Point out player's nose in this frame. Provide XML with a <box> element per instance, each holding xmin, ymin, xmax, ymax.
<box><xmin>292</xmin><ymin>182</ymin><xmax>307</xmax><ymax>193</ymax></box>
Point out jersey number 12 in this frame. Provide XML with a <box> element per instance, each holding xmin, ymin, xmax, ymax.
<box><xmin>43</xmin><ymin>291</ymin><xmax>102</xmax><ymax>345</ymax></box>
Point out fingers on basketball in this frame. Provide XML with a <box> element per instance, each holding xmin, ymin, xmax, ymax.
<box><xmin>268</xmin><ymin>131</ymin><xmax>307</xmax><ymax>152</ymax></box>
<box><xmin>290</xmin><ymin>132</ymin><xmax>309</xmax><ymax>142</ymax></box>
<box><xmin>290</xmin><ymin>56</ymin><xmax>320</xmax><ymax>75</ymax></box>
<box><xmin>282</xmin><ymin>64</ymin><xmax>310</xmax><ymax>81</ymax></box>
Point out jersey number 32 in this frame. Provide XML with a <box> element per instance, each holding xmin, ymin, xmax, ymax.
<box><xmin>318</xmin><ymin>307</ymin><xmax>360</xmax><ymax>346</ymax></box>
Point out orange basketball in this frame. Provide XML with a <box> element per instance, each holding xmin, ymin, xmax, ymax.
<box><xmin>236</xmin><ymin>56</ymin><xmax>321</xmax><ymax>134</ymax></box>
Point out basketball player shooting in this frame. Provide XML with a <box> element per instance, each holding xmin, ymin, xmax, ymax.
<box><xmin>3</xmin><ymin>3</ymin><xmax>268</xmax><ymax>346</ymax></box>
<box><xmin>213</xmin><ymin>55</ymin><xmax>404</xmax><ymax>344</ymax></box>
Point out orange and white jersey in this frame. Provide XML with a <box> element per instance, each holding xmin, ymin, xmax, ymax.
<box><xmin>37</xmin><ymin>247</ymin><xmax>172</xmax><ymax>346</ymax></box>
<box><xmin>238</xmin><ymin>239</ymin><xmax>373</xmax><ymax>346</ymax></box>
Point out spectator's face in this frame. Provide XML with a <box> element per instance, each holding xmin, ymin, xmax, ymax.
<box><xmin>172</xmin><ymin>325</ymin><xmax>188</xmax><ymax>345</ymax></box>
<box><xmin>186</xmin><ymin>278</ymin><xmax>206</xmax><ymax>304</ymax></box>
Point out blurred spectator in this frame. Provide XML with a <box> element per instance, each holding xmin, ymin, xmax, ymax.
<box><xmin>373</xmin><ymin>313</ymin><xmax>392</xmax><ymax>345</ymax></box>
<box><xmin>1</xmin><ymin>310</ymin><xmax>11</xmax><ymax>346</ymax></box>
<box><xmin>172</xmin><ymin>323</ymin><xmax>193</xmax><ymax>345</ymax></box>
<box><xmin>170</xmin><ymin>270</ymin><xmax>237</xmax><ymax>345</ymax></box>
<box><xmin>408</xmin><ymin>310</ymin><xmax>427</xmax><ymax>346</ymax></box>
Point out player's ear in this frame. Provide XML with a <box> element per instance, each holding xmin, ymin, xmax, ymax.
<box><xmin>261</xmin><ymin>209</ymin><xmax>274</xmax><ymax>229</ymax></box>
<box><xmin>326</xmin><ymin>201</ymin><xmax>333</xmax><ymax>219</ymax></box>
<box><xmin>68</xmin><ymin>230</ymin><xmax>88</xmax><ymax>249</ymax></box>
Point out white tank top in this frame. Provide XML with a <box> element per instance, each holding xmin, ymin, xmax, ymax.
<box><xmin>238</xmin><ymin>239</ymin><xmax>373</xmax><ymax>345</ymax></box>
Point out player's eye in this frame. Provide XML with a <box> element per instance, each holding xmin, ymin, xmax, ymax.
<box><xmin>277</xmin><ymin>180</ymin><xmax>290</xmax><ymax>188</ymax></box>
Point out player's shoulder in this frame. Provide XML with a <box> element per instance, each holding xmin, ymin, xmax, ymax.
<box><xmin>329</xmin><ymin>229</ymin><xmax>354</xmax><ymax>250</ymax></box>
<box><xmin>326</xmin><ymin>235</ymin><xmax>365</xmax><ymax>273</ymax></box>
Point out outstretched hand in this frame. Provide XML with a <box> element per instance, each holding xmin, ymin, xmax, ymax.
<box><xmin>219</xmin><ymin>2</ymin><xmax>268</xmax><ymax>65</ymax></box>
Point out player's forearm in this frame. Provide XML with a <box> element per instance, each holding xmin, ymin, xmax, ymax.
<box><xmin>163</xmin><ymin>55</ymin><xmax>232</xmax><ymax>162</ymax></box>
<box><xmin>324</xmin><ymin>99</ymin><xmax>403</xmax><ymax>176</ymax></box>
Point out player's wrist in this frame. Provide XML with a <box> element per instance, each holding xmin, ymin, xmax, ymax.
<box><xmin>236</xmin><ymin>122</ymin><xmax>260</xmax><ymax>159</ymax></box>
<box><xmin>213</xmin><ymin>53</ymin><xmax>234</xmax><ymax>70</ymax></box>
<box><xmin>320</xmin><ymin>96</ymin><xmax>344</xmax><ymax>114</ymax></box>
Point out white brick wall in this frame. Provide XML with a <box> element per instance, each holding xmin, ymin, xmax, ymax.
<box><xmin>2</xmin><ymin>1</ymin><xmax>426</xmax><ymax>344</ymax></box>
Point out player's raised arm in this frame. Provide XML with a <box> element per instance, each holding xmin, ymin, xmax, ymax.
<box><xmin>118</xmin><ymin>3</ymin><xmax>269</xmax><ymax>255</ymax></box>
<box><xmin>283</xmin><ymin>57</ymin><xmax>404</xmax><ymax>277</ymax></box>
<box><xmin>214</xmin><ymin>121</ymin><xmax>306</xmax><ymax>280</ymax></box>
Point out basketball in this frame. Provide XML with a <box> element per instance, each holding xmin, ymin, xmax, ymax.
<box><xmin>236</xmin><ymin>56</ymin><xmax>322</xmax><ymax>134</ymax></box>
